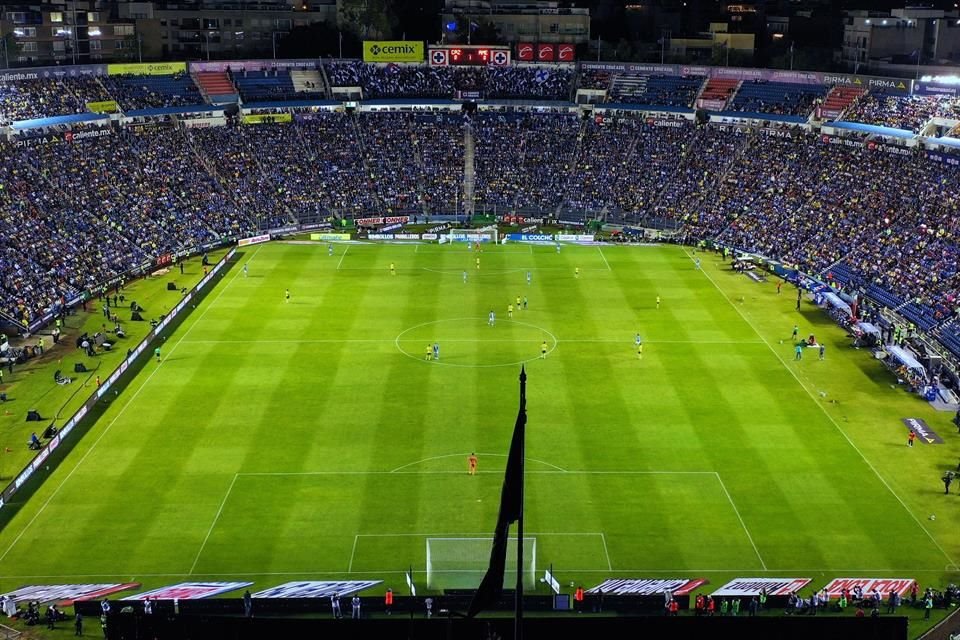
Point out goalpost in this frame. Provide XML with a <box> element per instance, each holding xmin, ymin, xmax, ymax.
<box><xmin>442</xmin><ymin>227</ymin><xmax>499</xmax><ymax>245</ymax></box>
<box><xmin>425</xmin><ymin>537</ymin><xmax>536</xmax><ymax>590</ymax></box>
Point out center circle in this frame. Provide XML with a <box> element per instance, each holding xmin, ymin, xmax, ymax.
<box><xmin>395</xmin><ymin>318</ymin><xmax>558</xmax><ymax>368</ymax></box>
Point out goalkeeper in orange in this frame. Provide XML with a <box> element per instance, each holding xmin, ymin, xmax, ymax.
<box><xmin>468</xmin><ymin>453</ymin><xmax>478</xmax><ymax>475</ymax></box>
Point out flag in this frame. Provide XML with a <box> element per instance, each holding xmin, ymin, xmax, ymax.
<box><xmin>467</xmin><ymin>367</ymin><xmax>526</xmax><ymax>618</ymax></box>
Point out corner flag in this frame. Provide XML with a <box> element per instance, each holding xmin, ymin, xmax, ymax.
<box><xmin>467</xmin><ymin>367</ymin><xmax>526</xmax><ymax>619</ymax></box>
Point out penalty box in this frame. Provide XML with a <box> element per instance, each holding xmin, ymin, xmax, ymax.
<box><xmin>192</xmin><ymin>471</ymin><xmax>763</xmax><ymax>577</ymax></box>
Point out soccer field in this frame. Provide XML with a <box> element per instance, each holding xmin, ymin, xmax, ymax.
<box><xmin>0</xmin><ymin>241</ymin><xmax>956</xmax><ymax>607</ymax></box>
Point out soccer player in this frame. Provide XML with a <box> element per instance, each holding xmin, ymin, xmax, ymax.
<box><xmin>285</xmin><ymin>288</ymin><xmax>290</xmax><ymax>303</ymax></box>
<box><xmin>390</xmin><ymin>262</ymin><xmax>396</xmax><ymax>276</ymax></box>
<box><xmin>328</xmin><ymin>244</ymin><xmax>334</xmax><ymax>256</ymax></box>
<box><xmin>463</xmin><ymin>270</ymin><xmax>467</xmax><ymax>284</ymax></box>
<box><xmin>819</xmin><ymin>344</ymin><xmax>825</xmax><ymax>360</ymax></box>
<box><xmin>488</xmin><ymin>310</ymin><xmax>495</xmax><ymax>326</ymax></box>
<box><xmin>468</xmin><ymin>452</ymin><xmax>478</xmax><ymax>475</ymax></box>
<box><xmin>695</xmin><ymin>257</ymin><xmax>701</xmax><ymax>269</ymax></box>
<box><xmin>243</xmin><ymin>263</ymin><xmax>248</xmax><ymax>277</ymax></box>
<box><xmin>508</xmin><ymin>303</ymin><xmax>513</xmax><ymax>319</ymax></box>
<box><xmin>516</xmin><ymin>295</ymin><xmax>521</xmax><ymax>310</ymax></box>
<box><xmin>541</xmin><ymin>340</ymin><xmax>548</xmax><ymax>359</ymax></box>
<box><xmin>637</xmin><ymin>341</ymin><xmax>643</xmax><ymax>360</ymax></box>
<box><xmin>556</xmin><ymin>242</ymin><xmax>561</xmax><ymax>254</ymax></box>
<box><xmin>425</xmin><ymin>344</ymin><xmax>432</xmax><ymax>361</ymax></box>
<box><xmin>575</xmin><ymin>267</ymin><xmax>580</xmax><ymax>279</ymax></box>
<box><xmin>433</xmin><ymin>343</ymin><xmax>440</xmax><ymax>361</ymax></box>
<box><xmin>523</xmin><ymin>296</ymin><xmax>528</xmax><ymax>310</ymax></box>
<box><xmin>908</xmin><ymin>430</ymin><xmax>916</xmax><ymax>447</ymax></box>
<box><xmin>635</xmin><ymin>333</ymin><xmax>642</xmax><ymax>347</ymax></box>
<box><xmin>791</xmin><ymin>325</ymin><xmax>799</xmax><ymax>340</ymax></box>
<box><xmin>794</xmin><ymin>343</ymin><xmax>803</xmax><ymax>360</ymax></box>
<box><xmin>154</xmin><ymin>346</ymin><xmax>161</xmax><ymax>363</ymax></box>
<box><xmin>526</xmin><ymin>271</ymin><xmax>532</xmax><ymax>285</ymax></box>
<box><xmin>656</xmin><ymin>295</ymin><xmax>661</xmax><ymax>309</ymax></box>
<box><xmin>476</xmin><ymin>257</ymin><xmax>480</xmax><ymax>270</ymax></box>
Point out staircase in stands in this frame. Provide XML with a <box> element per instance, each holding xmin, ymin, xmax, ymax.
<box><xmin>817</xmin><ymin>86</ymin><xmax>866</xmax><ymax>120</ymax></box>
<box><xmin>194</xmin><ymin>71</ymin><xmax>238</xmax><ymax>104</ymax></box>
<box><xmin>696</xmin><ymin>78</ymin><xmax>739</xmax><ymax>110</ymax></box>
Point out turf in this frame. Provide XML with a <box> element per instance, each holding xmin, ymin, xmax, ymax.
<box><xmin>0</xmin><ymin>241</ymin><xmax>956</xmax><ymax>634</ymax></box>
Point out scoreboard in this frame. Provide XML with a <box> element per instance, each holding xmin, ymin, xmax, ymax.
<box><xmin>429</xmin><ymin>45</ymin><xmax>511</xmax><ymax>67</ymax></box>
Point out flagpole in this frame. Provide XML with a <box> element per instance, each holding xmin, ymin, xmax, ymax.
<box><xmin>515</xmin><ymin>367</ymin><xmax>526</xmax><ymax>640</ymax></box>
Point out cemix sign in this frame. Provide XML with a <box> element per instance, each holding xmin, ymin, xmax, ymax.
<box><xmin>363</xmin><ymin>41</ymin><xmax>424</xmax><ymax>63</ymax></box>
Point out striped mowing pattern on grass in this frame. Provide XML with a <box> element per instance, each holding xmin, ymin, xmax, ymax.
<box><xmin>0</xmin><ymin>242</ymin><xmax>955</xmax><ymax>608</ymax></box>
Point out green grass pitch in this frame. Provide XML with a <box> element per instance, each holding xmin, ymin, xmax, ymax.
<box><xmin>0</xmin><ymin>240</ymin><xmax>956</xmax><ymax>627</ymax></box>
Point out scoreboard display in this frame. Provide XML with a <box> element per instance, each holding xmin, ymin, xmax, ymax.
<box><xmin>429</xmin><ymin>45</ymin><xmax>510</xmax><ymax>66</ymax></box>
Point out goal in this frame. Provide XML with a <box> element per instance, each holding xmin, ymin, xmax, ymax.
<box><xmin>425</xmin><ymin>537</ymin><xmax>536</xmax><ymax>590</ymax></box>
<box><xmin>442</xmin><ymin>227</ymin><xmax>499</xmax><ymax>245</ymax></box>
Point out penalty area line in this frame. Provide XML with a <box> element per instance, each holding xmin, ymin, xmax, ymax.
<box><xmin>598</xmin><ymin>247</ymin><xmax>612</xmax><ymax>271</ymax></box>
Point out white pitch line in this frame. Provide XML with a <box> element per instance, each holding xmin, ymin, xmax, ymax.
<box><xmin>189</xmin><ymin>473</ymin><xmax>239</xmax><ymax>575</ymax></box>
<box><xmin>693</xmin><ymin>252</ymin><xmax>960</xmax><ymax>569</ymax></box>
<box><xmin>600</xmin><ymin>533</ymin><xmax>613</xmax><ymax>571</ymax></box>
<box><xmin>598</xmin><ymin>247</ymin><xmax>612</xmax><ymax>271</ymax></box>
<box><xmin>347</xmin><ymin>535</ymin><xmax>359</xmax><ymax>573</ymax></box>
<box><xmin>239</xmin><ymin>470</ymin><xmax>711</xmax><ymax>477</ymax></box>
<box><xmin>390</xmin><ymin>452</ymin><xmax>568</xmax><ymax>473</ymax></box>
<box><xmin>0</xmin><ymin>248</ymin><xmax>257</xmax><ymax>564</ymax></box>
<box><xmin>336</xmin><ymin>245</ymin><xmax>349</xmax><ymax>269</ymax></box>
<box><xmin>179</xmin><ymin>338</ymin><xmax>765</xmax><ymax>346</ymax></box>
<box><xmin>355</xmin><ymin>532</ymin><xmax>607</xmax><ymax>537</ymax></box>
<box><xmin>715</xmin><ymin>472</ymin><xmax>766</xmax><ymax>571</ymax></box>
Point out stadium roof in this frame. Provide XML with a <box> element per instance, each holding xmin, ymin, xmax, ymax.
<box><xmin>125</xmin><ymin>105</ymin><xmax>224</xmax><ymax>117</ymax></box>
<box><xmin>241</xmin><ymin>100</ymin><xmax>341</xmax><ymax>109</ymax></box>
<box><xmin>11</xmin><ymin>113</ymin><xmax>109</xmax><ymax>130</ymax></box>
<box><xmin>829</xmin><ymin>121</ymin><xmax>915</xmax><ymax>139</ymax></box>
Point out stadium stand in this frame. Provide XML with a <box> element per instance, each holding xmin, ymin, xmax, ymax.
<box><xmin>232</xmin><ymin>70</ymin><xmax>297</xmax><ymax>102</ymax></box>
<box><xmin>818</xmin><ymin>85</ymin><xmax>866</xmax><ymax>119</ymax></box>
<box><xmin>194</xmin><ymin>71</ymin><xmax>238</xmax><ymax>104</ymax></box>
<box><xmin>2</xmin><ymin>62</ymin><xmax>960</xmax><ymax>364</ymax></box>
<box><xmin>98</xmin><ymin>73</ymin><xmax>202</xmax><ymax>110</ymax></box>
<box><xmin>610</xmin><ymin>73</ymin><xmax>703</xmax><ymax>107</ymax></box>
<box><xmin>697</xmin><ymin>77</ymin><xmax>739</xmax><ymax>109</ymax></box>
<box><xmin>842</xmin><ymin>92</ymin><xmax>960</xmax><ymax>133</ymax></box>
<box><xmin>727</xmin><ymin>80</ymin><xmax>825</xmax><ymax>116</ymax></box>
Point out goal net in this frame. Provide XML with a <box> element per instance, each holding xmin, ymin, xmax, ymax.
<box><xmin>425</xmin><ymin>537</ymin><xmax>536</xmax><ymax>590</ymax></box>
<box><xmin>442</xmin><ymin>228</ymin><xmax>499</xmax><ymax>244</ymax></box>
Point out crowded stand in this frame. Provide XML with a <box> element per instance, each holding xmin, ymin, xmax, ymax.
<box><xmin>485</xmin><ymin>66</ymin><xmax>572</xmax><ymax>101</ymax></box>
<box><xmin>842</xmin><ymin>92</ymin><xmax>960</xmax><ymax>132</ymax></box>
<box><xmin>0</xmin><ymin>76</ymin><xmax>107</xmax><ymax>123</ymax></box>
<box><xmin>323</xmin><ymin>62</ymin><xmax>571</xmax><ymax>100</ymax></box>
<box><xmin>2</xmin><ymin>62</ymin><xmax>960</xmax><ymax>369</ymax></box>
<box><xmin>472</xmin><ymin>112</ymin><xmax>581</xmax><ymax>213</ymax></box>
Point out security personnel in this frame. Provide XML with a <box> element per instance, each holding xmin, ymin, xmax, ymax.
<box><xmin>574</xmin><ymin>585</ymin><xmax>584</xmax><ymax>612</ymax></box>
<box><xmin>384</xmin><ymin>588</ymin><xmax>393</xmax><ymax>615</ymax></box>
